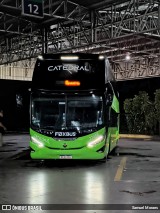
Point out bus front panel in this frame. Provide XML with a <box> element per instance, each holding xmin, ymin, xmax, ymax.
<box><xmin>30</xmin><ymin>92</ymin><xmax>109</xmax><ymax>160</ymax></box>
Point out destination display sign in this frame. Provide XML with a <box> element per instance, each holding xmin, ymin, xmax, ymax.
<box><xmin>31</xmin><ymin>54</ymin><xmax>113</xmax><ymax>90</ymax></box>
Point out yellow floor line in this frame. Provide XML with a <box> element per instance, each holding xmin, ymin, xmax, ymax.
<box><xmin>114</xmin><ymin>157</ymin><xmax>127</xmax><ymax>182</ymax></box>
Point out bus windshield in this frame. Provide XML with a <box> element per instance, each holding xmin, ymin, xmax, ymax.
<box><xmin>31</xmin><ymin>94</ymin><xmax>104</xmax><ymax>135</ymax></box>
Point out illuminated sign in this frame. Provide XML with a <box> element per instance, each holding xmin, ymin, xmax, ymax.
<box><xmin>22</xmin><ymin>0</ymin><xmax>44</xmax><ymax>18</ymax></box>
<box><xmin>55</xmin><ymin>132</ymin><xmax>76</xmax><ymax>137</ymax></box>
<box><xmin>48</xmin><ymin>65</ymin><xmax>89</xmax><ymax>72</ymax></box>
<box><xmin>64</xmin><ymin>80</ymin><xmax>81</xmax><ymax>86</ymax></box>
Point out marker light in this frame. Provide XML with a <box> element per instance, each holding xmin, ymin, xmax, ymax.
<box><xmin>99</xmin><ymin>55</ymin><xmax>105</xmax><ymax>60</ymax></box>
<box><xmin>31</xmin><ymin>136</ymin><xmax>44</xmax><ymax>148</ymax></box>
<box><xmin>38</xmin><ymin>55</ymin><xmax>43</xmax><ymax>60</ymax></box>
<box><xmin>87</xmin><ymin>135</ymin><xmax>104</xmax><ymax>148</ymax></box>
<box><xmin>60</xmin><ymin>56</ymin><xmax>79</xmax><ymax>60</ymax></box>
<box><xmin>64</xmin><ymin>80</ymin><xmax>81</xmax><ymax>86</ymax></box>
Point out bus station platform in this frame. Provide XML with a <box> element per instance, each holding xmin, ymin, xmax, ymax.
<box><xmin>0</xmin><ymin>133</ymin><xmax>160</xmax><ymax>213</ymax></box>
<box><xmin>0</xmin><ymin>134</ymin><xmax>30</xmax><ymax>162</ymax></box>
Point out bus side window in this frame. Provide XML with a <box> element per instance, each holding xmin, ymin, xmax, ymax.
<box><xmin>109</xmin><ymin>108</ymin><xmax>119</xmax><ymax>127</ymax></box>
<box><xmin>105</xmin><ymin>82</ymin><xmax>114</xmax><ymax>106</ymax></box>
<box><xmin>105</xmin><ymin>82</ymin><xmax>118</xmax><ymax>127</ymax></box>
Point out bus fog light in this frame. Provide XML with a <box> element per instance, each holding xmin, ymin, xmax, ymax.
<box><xmin>31</xmin><ymin>136</ymin><xmax>44</xmax><ymax>148</ymax></box>
<box><xmin>87</xmin><ymin>135</ymin><xmax>104</xmax><ymax>148</ymax></box>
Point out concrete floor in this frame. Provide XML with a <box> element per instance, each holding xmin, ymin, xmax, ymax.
<box><xmin>0</xmin><ymin>135</ymin><xmax>160</xmax><ymax>213</ymax></box>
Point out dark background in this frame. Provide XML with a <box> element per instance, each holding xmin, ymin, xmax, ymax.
<box><xmin>0</xmin><ymin>77</ymin><xmax>160</xmax><ymax>133</ymax></box>
<box><xmin>117</xmin><ymin>77</ymin><xmax>160</xmax><ymax>133</ymax></box>
<box><xmin>0</xmin><ymin>80</ymin><xmax>31</xmax><ymax>132</ymax></box>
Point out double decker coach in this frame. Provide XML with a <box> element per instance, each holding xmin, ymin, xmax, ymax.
<box><xmin>30</xmin><ymin>53</ymin><xmax>119</xmax><ymax>160</ymax></box>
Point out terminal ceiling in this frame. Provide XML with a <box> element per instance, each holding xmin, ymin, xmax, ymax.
<box><xmin>0</xmin><ymin>0</ymin><xmax>160</xmax><ymax>80</ymax></box>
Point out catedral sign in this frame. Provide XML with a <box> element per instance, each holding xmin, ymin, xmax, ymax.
<box><xmin>48</xmin><ymin>65</ymin><xmax>89</xmax><ymax>71</ymax></box>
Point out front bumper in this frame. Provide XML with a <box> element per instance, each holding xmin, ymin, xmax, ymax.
<box><xmin>30</xmin><ymin>141</ymin><xmax>108</xmax><ymax>160</ymax></box>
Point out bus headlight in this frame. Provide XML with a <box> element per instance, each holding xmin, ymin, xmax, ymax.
<box><xmin>87</xmin><ymin>135</ymin><xmax>105</xmax><ymax>148</ymax></box>
<box><xmin>31</xmin><ymin>136</ymin><xmax>44</xmax><ymax>148</ymax></box>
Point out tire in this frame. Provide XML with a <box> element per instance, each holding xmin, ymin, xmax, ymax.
<box><xmin>100</xmin><ymin>156</ymin><xmax>107</xmax><ymax>163</ymax></box>
<box><xmin>110</xmin><ymin>146</ymin><xmax>119</xmax><ymax>156</ymax></box>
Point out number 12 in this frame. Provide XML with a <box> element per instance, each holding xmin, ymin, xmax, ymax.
<box><xmin>28</xmin><ymin>4</ymin><xmax>39</xmax><ymax>14</ymax></box>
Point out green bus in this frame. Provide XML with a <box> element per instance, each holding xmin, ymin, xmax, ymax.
<box><xmin>30</xmin><ymin>53</ymin><xmax>119</xmax><ymax>160</ymax></box>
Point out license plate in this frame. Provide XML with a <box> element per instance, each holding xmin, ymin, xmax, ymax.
<box><xmin>59</xmin><ymin>155</ymin><xmax>72</xmax><ymax>159</ymax></box>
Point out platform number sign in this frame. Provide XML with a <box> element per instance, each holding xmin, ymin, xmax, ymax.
<box><xmin>22</xmin><ymin>0</ymin><xmax>44</xmax><ymax>18</ymax></box>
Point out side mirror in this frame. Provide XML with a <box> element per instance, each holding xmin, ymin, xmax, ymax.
<box><xmin>106</xmin><ymin>94</ymin><xmax>113</xmax><ymax>106</ymax></box>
